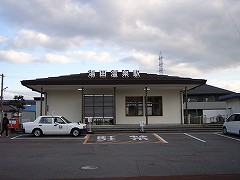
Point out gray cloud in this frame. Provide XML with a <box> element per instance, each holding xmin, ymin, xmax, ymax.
<box><xmin>0</xmin><ymin>0</ymin><xmax>240</xmax><ymax>72</ymax></box>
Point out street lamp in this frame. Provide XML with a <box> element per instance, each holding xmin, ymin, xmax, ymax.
<box><xmin>144</xmin><ymin>87</ymin><xmax>150</xmax><ymax>125</ymax></box>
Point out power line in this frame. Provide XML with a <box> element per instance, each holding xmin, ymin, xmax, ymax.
<box><xmin>222</xmin><ymin>0</ymin><xmax>240</xmax><ymax>37</ymax></box>
<box><xmin>5</xmin><ymin>75</ymin><xmax>32</xmax><ymax>80</ymax></box>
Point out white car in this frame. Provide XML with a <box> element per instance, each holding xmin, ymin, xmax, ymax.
<box><xmin>23</xmin><ymin>116</ymin><xmax>87</xmax><ymax>137</ymax></box>
<box><xmin>223</xmin><ymin>113</ymin><xmax>240</xmax><ymax>135</ymax></box>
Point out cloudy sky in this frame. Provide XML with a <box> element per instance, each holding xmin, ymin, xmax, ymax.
<box><xmin>0</xmin><ymin>0</ymin><xmax>240</xmax><ymax>99</ymax></box>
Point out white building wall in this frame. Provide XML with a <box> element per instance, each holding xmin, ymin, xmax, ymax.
<box><xmin>35</xmin><ymin>100</ymin><xmax>45</xmax><ymax>118</ymax></box>
<box><xmin>226</xmin><ymin>99</ymin><xmax>240</xmax><ymax>114</ymax></box>
<box><xmin>47</xmin><ymin>90</ymin><xmax>82</xmax><ymax>122</ymax></box>
<box><xmin>203</xmin><ymin>109</ymin><xmax>228</xmax><ymax>123</ymax></box>
<box><xmin>43</xmin><ymin>87</ymin><xmax>182</xmax><ymax>124</ymax></box>
<box><xmin>160</xmin><ymin>89</ymin><xmax>182</xmax><ymax>124</ymax></box>
<box><xmin>116</xmin><ymin>87</ymin><xmax>145</xmax><ymax>124</ymax></box>
<box><xmin>116</xmin><ymin>87</ymin><xmax>182</xmax><ymax>124</ymax></box>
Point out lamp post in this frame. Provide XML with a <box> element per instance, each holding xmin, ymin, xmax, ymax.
<box><xmin>78</xmin><ymin>87</ymin><xmax>84</xmax><ymax>123</ymax></box>
<box><xmin>144</xmin><ymin>87</ymin><xmax>150</xmax><ymax>125</ymax></box>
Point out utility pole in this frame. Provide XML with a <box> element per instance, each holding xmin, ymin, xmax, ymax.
<box><xmin>0</xmin><ymin>74</ymin><xmax>4</xmax><ymax>125</ymax></box>
<box><xmin>158</xmin><ymin>51</ymin><xmax>163</xmax><ymax>75</ymax></box>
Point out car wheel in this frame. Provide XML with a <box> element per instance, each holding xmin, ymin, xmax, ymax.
<box><xmin>71</xmin><ymin>128</ymin><xmax>80</xmax><ymax>137</ymax></box>
<box><xmin>33</xmin><ymin>129</ymin><xmax>43</xmax><ymax>137</ymax></box>
<box><xmin>223</xmin><ymin>127</ymin><xmax>228</xmax><ymax>135</ymax></box>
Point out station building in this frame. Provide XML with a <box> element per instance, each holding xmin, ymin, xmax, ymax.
<box><xmin>21</xmin><ymin>70</ymin><xmax>206</xmax><ymax>125</ymax></box>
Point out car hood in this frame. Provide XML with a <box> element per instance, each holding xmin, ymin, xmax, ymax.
<box><xmin>22</xmin><ymin>122</ymin><xmax>34</xmax><ymax>125</ymax></box>
<box><xmin>69</xmin><ymin>122</ymin><xmax>86</xmax><ymax>126</ymax></box>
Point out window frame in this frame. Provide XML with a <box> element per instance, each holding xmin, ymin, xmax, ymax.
<box><xmin>125</xmin><ymin>96</ymin><xmax>143</xmax><ymax>116</ymax></box>
<box><xmin>39</xmin><ymin>117</ymin><xmax>53</xmax><ymax>124</ymax></box>
<box><xmin>147</xmin><ymin>96</ymin><xmax>163</xmax><ymax>116</ymax></box>
<box><xmin>83</xmin><ymin>94</ymin><xmax>114</xmax><ymax>118</ymax></box>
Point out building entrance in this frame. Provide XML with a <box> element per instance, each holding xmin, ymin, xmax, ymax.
<box><xmin>83</xmin><ymin>94</ymin><xmax>114</xmax><ymax>125</ymax></box>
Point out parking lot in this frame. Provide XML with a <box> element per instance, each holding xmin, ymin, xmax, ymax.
<box><xmin>1</xmin><ymin>131</ymin><xmax>240</xmax><ymax>179</ymax></box>
<box><xmin>9</xmin><ymin>131</ymin><xmax>240</xmax><ymax>144</ymax></box>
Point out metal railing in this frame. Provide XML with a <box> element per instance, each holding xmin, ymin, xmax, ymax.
<box><xmin>184</xmin><ymin>115</ymin><xmax>228</xmax><ymax>124</ymax></box>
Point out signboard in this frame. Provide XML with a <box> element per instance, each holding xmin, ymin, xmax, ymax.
<box><xmin>88</xmin><ymin>70</ymin><xmax>140</xmax><ymax>78</ymax></box>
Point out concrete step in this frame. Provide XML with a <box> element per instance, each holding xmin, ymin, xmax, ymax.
<box><xmin>89</xmin><ymin>124</ymin><xmax>223</xmax><ymax>133</ymax></box>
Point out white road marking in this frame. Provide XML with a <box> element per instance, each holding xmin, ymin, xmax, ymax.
<box><xmin>153</xmin><ymin>133</ymin><xmax>168</xmax><ymax>143</ymax></box>
<box><xmin>11</xmin><ymin>134</ymin><xmax>87</xmax><ymax>140</ymax></box>
<box><xmin>184</xmin><ymin>133</ymin><xmax>206</xmax><ymax>143</ymax></box>
<box><xmin>215</xmin><ymin>133</ymin><xmax>240</xmax><ymax>142</ymax></box>
<box><xmin>11</xmin><ymin>134</ymin><xmax>24</xmax><ymax>139</ymax></box>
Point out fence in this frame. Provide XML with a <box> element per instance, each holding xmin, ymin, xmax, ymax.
<box><xmin>184</xmin><ymin>114</ymin><xmax>229</xmax><ymax>124</ymax></box>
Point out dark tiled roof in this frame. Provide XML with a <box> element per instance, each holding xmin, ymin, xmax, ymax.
<box><xmin>21</xmin><ymin>72</ymin><xmax>206</xmax><ymax>86</ymax></box>
<box><xmin>219</xmin><ymin>93</ymin><xmax>240</xmax><ymax>101</ymax></box>
<box><xmin>2</xmin><ymin>105</ymin><xmax>18</xmax><ymax>112</ymax></box>
<box><xmin>3</xmin><ymin>100</ymin><xmax>35</xmax><ymax>105</ymax></box>
<box><xmin>187</xmin><ymin>84</ymin><xmax>233</xmax><ymax>95</ymax></box>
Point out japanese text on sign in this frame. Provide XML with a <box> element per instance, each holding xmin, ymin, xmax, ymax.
<box><xmin>129</xmin><ymin>135</ymin><xmax>149</xmax><ymax>141</ymax></box>
<box><xmin>88</xmin><ymin>70</ymin><xmax>140</xmax><ymax>78</ymax></box>
<box><xmin>96</xmin><ymin>135</ymin><xmax>149</xmax><ymax>142</ymax></box>
<box><xmin>97</xmin><ymin>136</ymin><xmax>116</xmax><ymax>142</ymax></box>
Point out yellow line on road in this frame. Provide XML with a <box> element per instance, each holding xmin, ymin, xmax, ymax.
<box><xmin>83</xmin><ymin>133</ymin><xmax>168</xmax><ymax>144</ymax></box>
<box><xmin>83</xmin><ymin>134</ymin><xmax>91</xmax><ymax>144</ymax></box>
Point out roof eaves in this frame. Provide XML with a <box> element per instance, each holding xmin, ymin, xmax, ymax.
<box><xmin>21</xmin><ymin>73</ymin><xmax>206</xmax><ymax>90</ymax></box>
<box><xmin>219</xmin><ymin>93</ymin><xmax>240</xmax><ymax>101</ymax></box>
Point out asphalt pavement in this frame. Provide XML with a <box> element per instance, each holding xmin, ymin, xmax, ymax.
<box><xmin>0</xmin><ymin>131</ymin><xmax>240</xmax><ymax>180</ymax></box>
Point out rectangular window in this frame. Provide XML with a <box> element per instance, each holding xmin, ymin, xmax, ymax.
<box><xmin>126</xmin><ymin>96</ymin><xmax>143</xmax><ymax>116</ymax></box>
<box><xmin>147</xmin><ymin>96</ymin><xmax>163</xmax><ymax>116</ymax></box>
<box><xmin>83</xmin><ymin>94</ymin><xmax>114</xmax><ymax>119</ymax></box>
<box><xmin>39</xmin><ymin>117</ymin><xmax>53</xmax><ymax>124</ymax></box>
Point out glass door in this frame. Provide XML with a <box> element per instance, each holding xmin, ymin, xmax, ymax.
<box><xmin>83</xmin><ymin>94</ymin><xmax>114</xmax><ymax>125</ymax></box>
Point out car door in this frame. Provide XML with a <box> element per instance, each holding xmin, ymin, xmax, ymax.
<box><xmin>226</xmin><ymin>115</ymin><xmax>234</xmax><ymax>134</ymax></box>
<box><xmin>53</xmin><ymin>117</ymin><xmax>69</xmax><ymax>134</ymax></box>
<box><xmin>38</xmin><ymin>117</ymin><xmax>54</xmax><ymax>134</ymax></box>
<box><xmin>226</xmin><ymin>114</ymin><xmax>239</xmax><ymax>134</ymax></box>
<box><xmin>232</xmin><ymin>114</ymin><xmax>240</xmax><ymax>134</ymax></box>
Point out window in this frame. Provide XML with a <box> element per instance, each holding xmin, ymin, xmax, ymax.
<box><xmin>83</xmin><ymin>95</ymin><xmax>114</xmax><ymax>118</ymax></box>
<box><xmin>39</xmin><ymin>117</ymin><xmax>53</xmax><ymax>124</ymax></box>
<box><xmin>54</xmin><ymin>117</ymin><xmax>66</xmax><ymax>124</ymax></box>
<box><xmin>126</xmin><ymin>97</ymin><xmax>143</xmax><ymax>116</ymax></box>
<box><xmin>234</xmin><ymin>114</ymin><xmax>240</xmax><ymax>121</ymax></box>
<box><xmin>147</xmin><ymin>96</ymin><xmax>163</xmax><ymax>116</ymax></box>
<box><xmin>227</xmin><ymin>115</ymin><xmax>234</xmax><ymax>122</ymax></box>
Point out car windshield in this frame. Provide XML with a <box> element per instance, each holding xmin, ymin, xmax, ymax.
<box><xmin>61</xmin><ymin>116</ymin><xmax>72</xmax><ymax>123</ymax></box>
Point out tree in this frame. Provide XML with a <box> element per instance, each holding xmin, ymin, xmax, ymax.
<box><xmin>9</xmin><ymin>95</ymin><xmax>26</xmax><ymax>115</ymax></box>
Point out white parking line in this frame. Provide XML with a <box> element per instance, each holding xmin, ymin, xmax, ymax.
<box><xmin>11</xmin><ymin>134</ymin><xmax>25</xmax><ymax>139</ymax></box>
<box><xmin>215</xmin><ymin>133</ymin><xmax>240</xmax><ymax>142</ymax></box>
<box><xmin>11</xmin><ymin>134</ymin><xmax>87</xmax><ymax>140</ymax></box>
<box><xmin>153</xmin><ymin>133</ymin><xmax>168</xmax><ymax>143</ymax></box>
<box><xmin>184</xmin><ymin>133</ymin><xmax>206</xmax><ymax>143</ymax></box>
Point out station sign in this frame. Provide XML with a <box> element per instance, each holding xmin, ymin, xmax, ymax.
<box><xmin>88</xmin><ymin>70</ymin><xmax>140</xmax><ymax>78</ymax></box>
